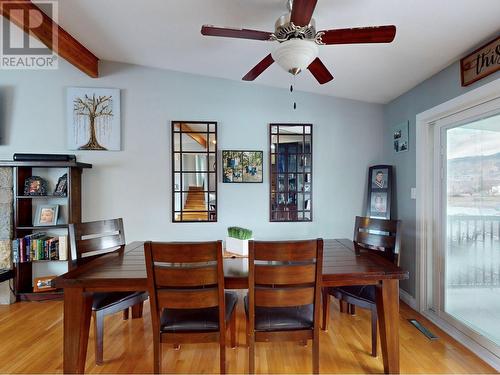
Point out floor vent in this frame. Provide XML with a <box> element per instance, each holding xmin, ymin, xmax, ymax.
<box><xmin>408</xmin><ymin>319</ymin><xmax>439</xmax><ymax>340</ymax></box>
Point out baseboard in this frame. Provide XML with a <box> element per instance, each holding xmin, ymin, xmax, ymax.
<box><xmin>399</xmin><ymin>288</ymin><xmax>417</xmax><ymax>310</ymax></box>
<box><xmin>422</xmin><ymin>310</ymin><xmax>500</xmax><ymax>371</ymax></box>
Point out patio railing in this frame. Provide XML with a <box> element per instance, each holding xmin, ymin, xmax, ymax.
<box><xmin>447</xmin><ymin>215</ymin><xmax>500</xmax><ymax>288</ymax></box>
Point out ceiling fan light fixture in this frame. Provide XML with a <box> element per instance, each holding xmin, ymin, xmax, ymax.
<box><xmin>271</xmin><ymin>38</ymin><xmax>318</xmax><ymax>75</ymax></box>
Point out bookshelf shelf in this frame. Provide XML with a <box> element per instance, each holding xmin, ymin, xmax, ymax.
<box><xmin>0</xmin><ymin>160</ymin><xmax>91</xmax><ymax>301</ymax></box>
<box><xmin>18</xmin><ymin>290</ymin><xmax>64</xmax><ymax>301</ymax></box>
<box><xmin>17</xmin><ymin>225</ymin><xmax>69</xmax><ymax>230</ymax></box>
<box><xmin>16</xmin><ymin>195</ymin><xmax>68</xmax><ymax>199</ymax></box>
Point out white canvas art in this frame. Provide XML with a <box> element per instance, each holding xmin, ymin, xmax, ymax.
<box><xmin>67</xmin><ymin>87</ymin><xmax>121</xmax><ymax>151</ymax></box>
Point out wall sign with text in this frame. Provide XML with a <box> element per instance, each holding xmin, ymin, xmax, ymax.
<box><xmin>460</xmin><ymin>36</ymin><xmax>500</xmax><ymax>87</ymax></box>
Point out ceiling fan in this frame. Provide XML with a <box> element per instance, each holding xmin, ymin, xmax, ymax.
<box><xmin>201</xmin><ymin>0</ymin><xmax>396</xmax><ymax>84</ymax></box>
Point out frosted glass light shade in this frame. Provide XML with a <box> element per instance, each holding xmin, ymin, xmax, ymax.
<box><xmin>271</xmin><ymin>39</ymin><xmax>319</xmax><ymax>75</ymax></box>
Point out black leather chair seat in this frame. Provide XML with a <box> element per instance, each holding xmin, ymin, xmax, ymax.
<box><xmin>244</xmin><ymin>295</ymin><xmax>313</xmax><ymax>332</ymax></box>
<box><xmin>160</xmin><ymin>292</ymin><xmax>238</xmax><ymax>333</ymax></box>
<box><xmin>92</xmin><ymin>291</ymin><xmax>146</xmax><ymax>311</ymax></box>
<box><xmin>330</xmin><ymin>285</ymin><xmax>376</xmax><ymax>304</ymax></box>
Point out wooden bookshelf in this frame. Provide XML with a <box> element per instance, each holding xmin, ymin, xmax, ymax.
<box><xmin>0</xmin><ymin>160</ymin><xmax>92</xmax><ymax>301</ymax></box>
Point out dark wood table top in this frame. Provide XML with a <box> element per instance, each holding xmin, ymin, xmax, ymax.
<box><xmin>54</xmin><ymin>239</ymin><xmax>408</xmax><ymax>291</ymax></box>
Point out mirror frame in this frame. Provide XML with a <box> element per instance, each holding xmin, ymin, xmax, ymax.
<box><xmin>171</xmin><ymin>121</ymin><xmax>218</xmax><ymax>223</ymax></box>
<box><xmin>269</xmin><ymin>123</ymin><xmax>313</xmax><ymax>222</ymax></box>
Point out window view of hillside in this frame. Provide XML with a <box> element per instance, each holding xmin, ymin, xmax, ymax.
<box><xmin>447</xmin><ymin>116</ymin><xmax>500</xmax><ymax>216</ymax></box>
<box><xmin>445</xmin><ymin>114</ymin><xmax>500</xmax><ymax>346</ymax></box>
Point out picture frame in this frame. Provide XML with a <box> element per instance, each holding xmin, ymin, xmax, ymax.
<box><xmin>33</xmin><ymin>275</ymin><xmax>57</xmax><ymax>293</ymax></box>
<box><xmin>223</xmin><ymin>150</ymin><xmax>263</xmax><ymax>183</ymax></box>
<box><xmin>23</xmin><ymin>176</ymin><xmax>48</xmax><ymax>196</ymax></box>
<box><xmin>393</xmin><ymin>121</ymin><xmax>409</xmax><ymax>153</ymax></box>
<box><xmin>67</xmin><ymin>87</ymin><xmax>121</xmax><ymax>151</ymax></box>
<box><xmin>53</xmin><ymin>173</ymin><xmax>68</xmax><ymax>196</ymax></box>
<box><xmin>34</xmin><ymin>204</ymin><xmax>59</xmax><ymax>226</ymax></box>
<box><xmin>366</xmin><ymin>165</ymin><xmax>392</xmax><ymax>219</ymax></box>
<box><xmin>370</xmin><ymin>191</ymin><xmax>388</xmax><ymax>216</ymax></box>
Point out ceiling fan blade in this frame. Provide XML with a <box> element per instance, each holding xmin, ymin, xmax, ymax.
<box><xmin>307</xmin><ymin>58</ymin><xmax>333</xmax><ymax>84</ymax></box>
<box><xmin>290</xmin><ymin>0</ymin><xmax>318</xmax><ymax>26</ymax></box>
<box><xmin>201</xmin><ymin>25</ymin><xmax>272</xmax><ymax>41</ymax></box>
<box><xmin>318</xmin><ymin>25</ymin><xmax>396</xmax><ymax>45</ymax></box>
<box><xmin>242</xmin><ymin>54</ymin><xmax>274</xmax><ymax>81</ymax></box>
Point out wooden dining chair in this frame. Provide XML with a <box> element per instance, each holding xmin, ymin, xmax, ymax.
<box><xmin>68</xmin><ymin>218</ymin><xmax>149</xmax><ymax>365</ymax></box>
<box><xmin>246</xmin><ymin>239</ymin><xmax>323</xmax><ymax>374</ymax></box>
<box><xmin>321</xmin><ymin>216</ymin><xmax>401</xmax><ymax>357</ymax></box>
<box><xmin>144</xmin><ymin>241</ymin><xmax>238</xmax><ymax>374</ymax></box>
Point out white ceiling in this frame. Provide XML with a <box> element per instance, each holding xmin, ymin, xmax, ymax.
<box><xmin>54</xmin><ymin>0</ymin><xmax>500</xmax><ymax>104</ymax></box>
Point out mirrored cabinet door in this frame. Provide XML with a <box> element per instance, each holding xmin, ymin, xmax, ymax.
<box><xmin>270</xmin><ymin>124</ymin><xmax>312</xmax><ymax>222</ymax></box>
<box><xmin>172</xmin><ymin>121</ymin><xmax>217</xmax><ymax>222</ymax></box>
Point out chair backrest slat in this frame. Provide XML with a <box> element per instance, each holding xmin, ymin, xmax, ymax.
<box><xmin>154</xmin><ymin>265</ymin><xmax>218</xmax><ymax>287</ymax></box>
<box><xmin>355</xmin><ymin>216</ymin><xmax>398</xmax><ymax>233</ymax></box>
<box><xmin>353</xmin><ymin>216</ymin><xmax>401</xmax><ymax>265</ymax></box>
<box><xmin>249</xmin><ymin>239</ymin><xmax>323</xmax><ymax>312</ymax></box>
<box><xmin>157</xmin><ymin>288</ymin><xmax>219</xmax><ymax>309</ymax></box>
<box><xmin>151</xmin><ymin>243</ymin><xmax>218</xmax><ymax>263</ymax></box>
<box><xmin>73</xmin><ymin>219</ymin><xmax>123</xmax><ymax>237</ymax></box>
<box><xmin>75</xmin><ymin>234</ymin><xmax>124</xmax><ymax>255</ymax></box>
<box><xmin>255</xmin><ymin>286</ymin><xmax>315</xmax><ymax>307</ymax></box>
<box><xmin>255</xmin><ymin>264</ymin><xmax>316</xmax><ymax>285</ymax></box>
<box><xmin>254</xmin><ymin>241</ymin><xmax>317</xmax><ymax>261</ymax></box>
<box><xmin>356</xmin><ymin>231</ymin><xmax>395</xmax><ymax>249</ymax></box>
<box><xmin>69</xmin><ymin>218</ymin><xmax>125</xmax><ymax>261</ymax></box>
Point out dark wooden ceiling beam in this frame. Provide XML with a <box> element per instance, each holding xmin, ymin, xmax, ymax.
<box><xmin>0</xmin><ymin>0</ymin><xmax>99</xmax><ymax>77</ymax></box>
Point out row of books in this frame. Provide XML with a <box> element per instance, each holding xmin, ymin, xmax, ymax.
<box><xmin>12</xmin><ymin>233</ymin><xmax>68</xmax><ymax>263</ymax></box>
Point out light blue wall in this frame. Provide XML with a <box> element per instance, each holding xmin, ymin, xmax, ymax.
<box><xmin>0</xmin><ymin>60</ymin><xmax>385</xmax><ymax>243</ymax></box>
<box><xmin>384</xmin><ymin>61</ymin><xmax>500</xmax><ymax>296</ymax></box>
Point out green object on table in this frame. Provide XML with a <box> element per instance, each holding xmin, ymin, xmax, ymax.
<box><xmin>227</xmin><ymin>227</ymin><xmax>252</xmax><ymax>240</ymax></box>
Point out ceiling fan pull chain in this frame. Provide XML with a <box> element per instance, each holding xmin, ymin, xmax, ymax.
<box><xmin>293</xmin><ymin>75</ymin><xmax>297</xmax><ymax>110</ymax></box>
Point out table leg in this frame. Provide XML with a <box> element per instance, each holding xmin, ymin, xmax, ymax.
<box><xmin>376</xmin><ymin>279</ymin><xmax>400</xmax><ymax>374</ymax></box>
<box><xmin>63</xmin><ymin>288</ymin><xmax>93</xmax><ymax>374</ymax></box>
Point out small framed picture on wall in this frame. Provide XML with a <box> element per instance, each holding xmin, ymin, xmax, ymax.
<box><xmin>393</xmin><ymin>121</ymin><xmax>409</xmax><ymax>153</ymax></box>
<box><xmin>222</xmin><ymin>150</ymin><xmax>263</xmax><ymax>183</ymax></box>
<box><xmin>366</xmin><ymin>165</ymin><xmax>392</xmax><ymax>219</ymax></box>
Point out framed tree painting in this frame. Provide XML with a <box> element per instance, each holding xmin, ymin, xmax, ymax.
<box><xmin>366</xmin><ymin>165</ymin><xmax>393</xmax><ymax>219</ymax></box>
<box><xmin>67</xmin><ymin>87</ymin><xmax>121</xmax><ymax>151</ymax></box>
<box><xmin>223</xmin><ymin>151</ymin><xmax>263</xmax><ymax>183</ymax></box>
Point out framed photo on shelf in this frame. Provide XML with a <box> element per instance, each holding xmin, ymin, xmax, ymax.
<box><xmin>366</xmin><ymin>165</ymin><xmax>392</xmax><ymax>219</ymax></box>
<box><xmin>53</xmin><ymin>173</ymin><xmax>68</xmax><ymax>196</ymax></box>
<box><xmin>33</xmin><ymin>275</ymin><xmax>57</xmax><ymax>293</ymax></box>
<box><xmin>23</xmin><ymin>176</ymin><xmax>48</xmax><ymax>196</ymax></box>
<box><xmin>34</xmin><ymin>204</ymin><xmax>59</xmax><ymax>226</ymax></box>
<box><xmin>223</xmin><ymin>150</ymin><xmax>263</xmax><ymax>183</ymax></box>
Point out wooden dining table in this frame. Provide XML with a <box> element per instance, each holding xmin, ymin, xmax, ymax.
<box><xmin>53</xmin><ymin>238</ymin><xmax>408</xmax><ymax>374</ymax></box>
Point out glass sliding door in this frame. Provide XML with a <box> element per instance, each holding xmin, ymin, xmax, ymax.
<box><xmin>444</xmin><ymin>113</ymin><xmax>500</xmax><ymax>347</ymax></box>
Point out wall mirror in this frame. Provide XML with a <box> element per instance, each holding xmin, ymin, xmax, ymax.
<box><xmin>270</xmin><ymin>123</ymin><xmax>312</xmax><ymax>222</ymax></box>
<box><xmin>172</xmin><ymin>121</ymin><xmax>217</xmax><ymax>222</ymax></box>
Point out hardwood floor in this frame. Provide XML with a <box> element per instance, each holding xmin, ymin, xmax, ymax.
<box><xmin>0</xmin><ymin>293</ymin><xmax>496</xmax><ymax>374</ymax></box>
